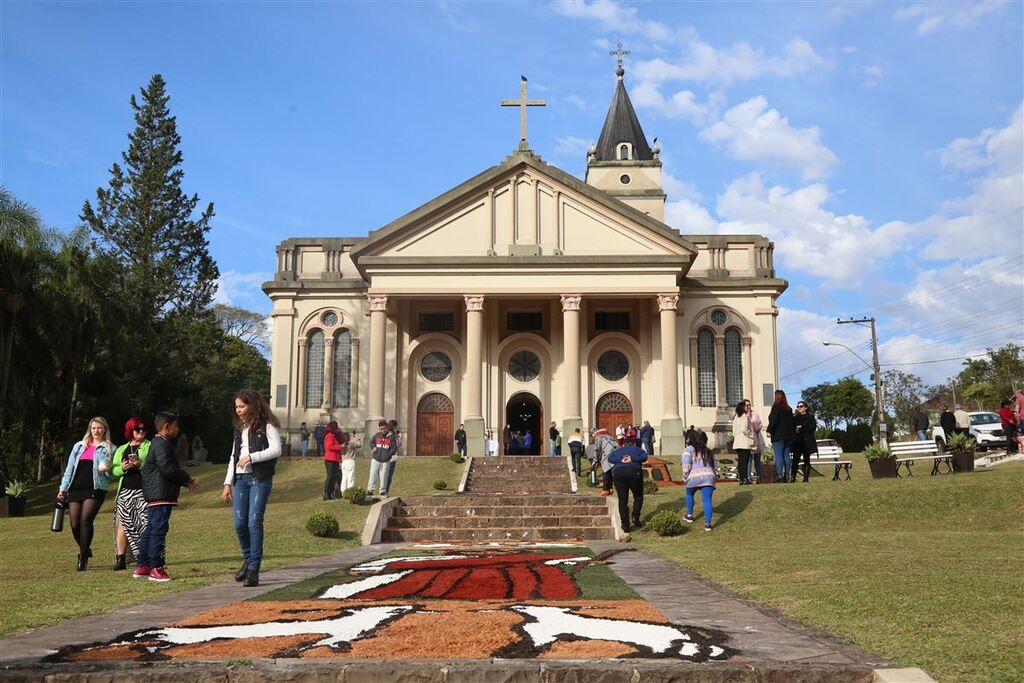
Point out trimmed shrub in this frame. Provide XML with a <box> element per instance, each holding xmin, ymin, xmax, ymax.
<box><xmin>433</xmin><ymin>479</ymin><xmax>448</xmax><ymax>490</ymax></box>
<box><xmin>647</xmin><ymin>510</ymin><xmax>685</xmax><ymax>537</ymax></box>
<box><xmin>450</xmin><ymin>453</ymin><xmax>465</xmax><ymax>463</ymax></box>
<box><xmin>342</xmin><ymin>486</ymin><xmax>367</xmax><ymax>505</ymax></box>
<box><xmin>642</xmin><ymin>478</ymin><xmax>659</xmax><ymax>494</ymax></box>
<box><xmin>305</xmin><ymin>511</ymin><xmax>339</xmax><ymax>538</ymax></box>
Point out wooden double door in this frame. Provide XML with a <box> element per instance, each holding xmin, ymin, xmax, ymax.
<box><xmin>596</xmin><ymin>392</ymin><xmax>633</xmax><ymax>436</ymax></box>
<box><xmin>416</xmin><ymin>393</ymin><xmax>454</xmax><ymax>456</ymax></box>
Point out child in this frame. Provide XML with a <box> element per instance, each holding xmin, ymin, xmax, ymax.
<box><xmin>134</xmin><ymin>411</ymin><xmax>200</xmax><ymax>582</ymax></box>
<box><xmin>681</xmin><ymin>430</ymin><xmax>717</xmax><ymax>532</ymax></box>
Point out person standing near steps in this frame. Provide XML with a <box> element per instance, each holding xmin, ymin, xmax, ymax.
<box><xmin>607</xmin><ymin>436</ymin><xmax>648</xmax><ymax>534</ymax></box>
<box><xmin>367</xmin><ymin>420</ymin><xmax>397</xmax><ymax>497</ymax></box>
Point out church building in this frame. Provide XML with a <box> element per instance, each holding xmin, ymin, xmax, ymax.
<box><xmin>263</xmin><ymin>62</ymin><xmax>787</xmax><ymax>458</ymax></box>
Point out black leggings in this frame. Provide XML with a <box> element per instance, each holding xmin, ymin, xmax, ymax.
<box><xmin>69</xmin><ymin>498</ymin><xmax>104</xmax><ymax>555</ymax></box>
<box><xmin>734</xmin><ymin>449</ymin><xmax>751</xmax><ymax>482</ymax></box>
<box><xmin>324</xmin><ymin>460</ymin><xmax>340</xmax><ymax>499</ymax></box>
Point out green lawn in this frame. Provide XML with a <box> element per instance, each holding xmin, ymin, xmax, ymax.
<box><xmin>1</xmin><ymin>456</ymin><xmax>1020</xmax><ymax>683</ymax></box>
<box><xmin>628</xmin><ymin>459</ymin><xmax>1024</xmax><ymax>683</ymax></box>
<box><xmin>0</xmin><ymin>456</ymin><xmax>462</xmax><ymax>636</ymax></box>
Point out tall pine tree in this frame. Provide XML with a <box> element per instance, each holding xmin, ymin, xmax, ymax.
<box><xmin>82</xmin><ymin>74</ymin><xmax>218</xmax><ymax>318</ymax></box>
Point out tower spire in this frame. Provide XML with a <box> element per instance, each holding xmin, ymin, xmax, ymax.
<box><xmin>609</xmin><ymin>39</ymin><xmax>630</xmax><ymax>79</ymax></box>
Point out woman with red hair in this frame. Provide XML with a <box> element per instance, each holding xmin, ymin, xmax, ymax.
<box><xmin>109</xmin><ymin>417</ymin><xmax>151</xmax><ymax>570</ymax></box>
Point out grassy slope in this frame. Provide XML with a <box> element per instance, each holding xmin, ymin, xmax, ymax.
<box><xmin>628</xmin><ymin>459</ymin><xmax>1024</xmax><ymax>683</ymax></box>
<box><xmin>0</xmin><ymin>457</ymin><xmax>462</xmax><ymax>636</ymax></box>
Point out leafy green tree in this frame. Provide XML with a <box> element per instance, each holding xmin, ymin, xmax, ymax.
<box><xmin>800</xmin><ymin>382</ymin><xmax>836</xmax><ymax>430</ymax></box>
<box><xmin>824</xmin><ymin>376</ymin><xmax>873</xmax><ymax>427</ymax></box>
<box><xmin>882</xmin><ymin>369</ymin><xmax>929</xmax><ymax>433</ymax></box>
<box><xmin>955</xmin><ymin>344</ymin><xmax>1024</xmax><ymax>410</ymax></box>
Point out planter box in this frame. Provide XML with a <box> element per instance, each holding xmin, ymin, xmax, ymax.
<box><xmin>868</xmin><ymin>457</ymin><xmax>897</xmax><ymax>479</ymax></box>
<box><xmin>6</xmin><ymin>496</ymin><xmax>26</xmax><ymax>517</ymax></box>
<box><xmin>952</xmin><ymin>451</ymin><xmax>975</xmax><ymax>473</ymax></box>
<box><xmin>759</xmin><ymin>463</ymin><xmax>777</xmax><ymax>483</ymax></box>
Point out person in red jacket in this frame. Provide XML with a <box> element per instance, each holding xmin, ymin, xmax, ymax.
<box><xmin>322</xmin><ymin>421</ymin><xmax>343</xmax><ymax>500</ymax></box>
<box><xmin>998</xmin><ymin>400</ymin><xmax>1019</xmax><ymax>455</ymax></box>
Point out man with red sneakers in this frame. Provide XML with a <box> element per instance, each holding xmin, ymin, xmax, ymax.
<box><xmin>133</xmin><ymin>411</ymin><xmax>199</xmax><ymax>582</ymax></box>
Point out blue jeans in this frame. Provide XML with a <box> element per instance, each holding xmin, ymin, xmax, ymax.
<box><xmin>457</xmin><ymin>443</ymin><xmax>466</xmax><ymax>459</ymax></box>
<box><xmin>772</xmin><ymin>440</ymin><xmax>792</xmax><ymax>479</ymax></box>
<box><xmin>137</xmin><ymin>504</ymin><xmax>173</xmax><ymax>569</ymax></box>
<box><xmin>233</xmin><ymin>474</ymin><xmax>273</xmax><ymax>571</ymax></box>
<box><xmin>917</xmin><ymin>430</ymin><xmax>927</xmax><ymax>441</ymax></box>
<box><xmin>300</xmin><ymin>438</ymin><xmax>309</xmax><ymax>457</ymax></box>
<box><xmin>685</xmin><ymin>486</ymin><xmax>714</xmax><ymax>526</ymax></box>
<box><xmin>382</xmin><ymin>461</ymin><xmax>396</xmax><ymax>494</ymax></box>
<box><xmin>749</xmin><ymin>452</ymin><xmax>761</xmax><ymax>480</ymax></box>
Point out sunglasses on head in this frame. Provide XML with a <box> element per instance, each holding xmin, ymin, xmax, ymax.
<box><xmin>134</xmin><ymin>426</ymin><xmax>146</xmax><ymax>432</ymax></box>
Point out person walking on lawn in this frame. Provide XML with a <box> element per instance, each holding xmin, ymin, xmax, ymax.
<box><xmin>322</xmin><ymin>421</ymin><xmax>343</xmax><ymax>500</ymax></box>
<box><xmin>58</xmin><ymin>416</ymin><xmax>115</xmax><ymax>571</ymax></box>
<box><xmin>454</xmin><ymin>423</ymin><xmax>467</xmax><ymax>459</ymax></box>
<box><xmin>135</xmin><ymin>411</ymin><xmax>199</xmax><ymax>582</ymax></box>
<box><xmin>221</xmin><ymin>389</ymin><xmax>281</xmax><ymax>588</ymax></box>
<box><xmin>110</xmin><ymin>417</ymin><xmax>151</xmax><ymax>571</ymax></box>
<box><xmin>299</xmin><ymin>422</ymin><xmax>310</xmax><ymax>457</ymax></box>
<box><xmin>912</xmin><ymin>407</ymin><xmax>929</xmax><ymax>442</ymax></box>
<box><xmin>791</xmin><ymin>401</ymin><xmax>817</xmax><ymax>482</ymax></box>
<box><xmin>681</xmin><ymin>430</ymin><xmax>717</xmax><ymax>531</ymax></box>
<box><xmin>312</xmin><ymin>421</ymin><xmax>326</xmax><ymax>457</ymax></box>
<box><xmin>732</xmin><ymin>400</ymin><xmax>754</xmax><ymax>486</ymax></box>
<box><xmin>608</xmin><ymin>436</ymin><xmax>648</xmax><ymax>534</ymax></box>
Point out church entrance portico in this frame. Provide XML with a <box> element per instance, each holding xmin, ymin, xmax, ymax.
<box><xmin>506</xmin><ymin>392</ymin><xmax>542</xmax><ymax>455</ymax></box>
<box><xmin>596</xmin><ymin>391</ymin><xmax>633</xmax><ymax>436</ymax></box>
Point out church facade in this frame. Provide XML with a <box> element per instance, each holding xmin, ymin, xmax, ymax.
<box><xmin>263</xmin><ymin>66</ymin><xmax>787</xmax><ymax>458</ymax></box>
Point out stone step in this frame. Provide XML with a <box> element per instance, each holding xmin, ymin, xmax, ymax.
<box><xmin>388</xmin><ymin>515</ymin><xmax>611</xmax><ymax>529</ymax></box>
<box><xmin>396</xmin><ymin>504</ymin><xmax>609</xmax><ymax>517</ymax></box>
<box><xmin>466</xmin><ymin>480</ymin><xmax>570</xmax><ymax>491</ymax></box>
<box><xmin>381</xmin><ymin>526</ymin><xmax>615</xmax><ymax>542</ymax></box>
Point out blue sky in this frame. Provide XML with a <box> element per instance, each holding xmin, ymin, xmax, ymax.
<box><xmin>3</xmin><ymin>0</ymin><xmax>1022</xmax><ymax>394</ymax></box>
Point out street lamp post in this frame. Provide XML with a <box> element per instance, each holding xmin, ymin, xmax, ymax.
<box><xmin>823</xmin><ymin>332</ymin><xmax>888</xmax><ymax>448</ymax></box>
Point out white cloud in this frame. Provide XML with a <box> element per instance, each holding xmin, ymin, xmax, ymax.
<box><xmin>894</xmin><ymin>0</ymin><xmax>1007</xmax><ymax>35</ymax></box>
<box><xmin>551</xmin><ymin>0</ymin><xmax>674</xmax><ymax>43</ymax></box>
<box><xmin>699</xmin><ymin>96</ymin><xmax>838</xmax><ymax>180</ymax></box>
<box><xmin>554</xmin><ymin>135</ymin><xmax>593</xmax><ymax>156</ymax></box>
<box><xmin>662</xmin><ymin>170</ymin><xmax>703</xmax><ymax>201</ymax></box>
<box><xmin>666</xmin><ymin>199</ymin><xmax>718</xmax><ymax>233</ymax></box>
<box><xmin>862</xmin><ymin>64</ymin><xmax>885</xmax><ymax>87</ymax></box>
<box><xmin>214</xmin><ymin>270</ymin><xmax>272</xmax><ymax>309</ymax></box>
<box><xmin>629</xmin><ymin>81</ymin><xmax>719</xmax><ymax>124</ymax></box>
<box><xmin>921</xmin><ymin>104</ymin><xmax>1023</xmax><ymax>259</ymax></box>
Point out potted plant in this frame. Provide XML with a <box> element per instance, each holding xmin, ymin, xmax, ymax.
<box><xmin>4</xmin><ymin>480</ymin><xmax>30</xmax><ymax>517</ymax></box>
<box><xmin>758</xmin><ymin>445</ymin><xmax>776</xmax><ymax>483</ymax></box>
<box><xmin>864</xmin><ymin>445</ymin><xmax>896</xmax><ymax>479</ymax></box>
<box><xmin>946</xmin><ymin>432</ymin><xmax>976</xmax><ymax>473</ymax></box>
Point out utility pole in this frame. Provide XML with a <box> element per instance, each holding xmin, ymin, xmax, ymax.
<box><xmin>837</xmin><ymin>317</ymin><xmax>887</xmax><ymax>448</ymax></box>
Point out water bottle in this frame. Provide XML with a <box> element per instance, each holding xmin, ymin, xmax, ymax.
<box><xmin>51</xmin><ymin>499</ymin><xmax>66</xmax><ymax>532</ymax></box>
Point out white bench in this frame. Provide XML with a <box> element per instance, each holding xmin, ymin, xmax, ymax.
<box><xmin>807</xmin><ymin>444</ymin><xmax>854</xmax><ymax>481</ymax></box>
<box><xmin>892</xmin><ymin>440</ymin><xmax>953</xmax><ymax>477</ymax></box>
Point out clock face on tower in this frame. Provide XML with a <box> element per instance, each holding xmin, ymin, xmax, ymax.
<box><xmin>508</xmin><ymin>350</ymin><xmax>541</xmax><ymax>382</ymax></box>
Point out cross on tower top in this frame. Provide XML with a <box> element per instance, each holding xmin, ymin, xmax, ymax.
<box><xmin>610</xmin><ymin>39</ymin><xmax>630</xmax><ymax>77</ymax></box>
<box><xmin>501</xmin><ymin>75</ymin><xmax>546</xmax><ymax>151</ymax></box>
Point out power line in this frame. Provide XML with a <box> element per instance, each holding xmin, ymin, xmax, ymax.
<box><xmin>880</xmin><ymin>353</ymin><xmax>990</xmax><ymax>367</ymax></box>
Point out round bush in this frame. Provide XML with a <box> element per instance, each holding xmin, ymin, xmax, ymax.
<box><xmin>433</xmin><ymin>479</ymin><xmax>448</xmax><ymax>490</ymax></box>
<box><xmin>643</xmin><ymin>478</ymin><xmax>659</xmax><ymax>494</ymax></box>
<box><xmin>647</xmin><ymin>510</ymin><xmax>685</xmax><ymax>537</ymax></box>
<box><xmin>342</xmin><ymin>486</ymin><xmax>367</xmax><ymax>505</ymax></box>
<box><xmin>306</xmin><ymin>511</ymin><xmax>339</xmax><ymax>538</ymax></box>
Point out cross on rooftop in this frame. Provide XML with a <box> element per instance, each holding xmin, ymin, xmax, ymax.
<box><xmin>501</xmin><ymin>75</ymin><xmax>546</xmax><ymax>151</ymax></box>
<box><xmin>610</xmin><ymin>39</ymin><xmax>630</xmax><ymax>69</ymax></box>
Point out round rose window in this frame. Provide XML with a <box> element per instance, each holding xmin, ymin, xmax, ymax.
<box><xmin>508</xmin><ymin>350</ymin><xmax>541</xmax><ymax>382</ymax></box>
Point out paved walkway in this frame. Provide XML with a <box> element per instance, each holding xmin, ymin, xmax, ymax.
<box><xmin>0</xmin><ymin>541</ymin><xmax>923</xmax><ymax>682</ymax></box>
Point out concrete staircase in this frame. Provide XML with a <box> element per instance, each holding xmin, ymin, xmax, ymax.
<box><xmin>380</xmin><ymin>457</ymin><xmax>615</xmax><ymax>543</ymax></box>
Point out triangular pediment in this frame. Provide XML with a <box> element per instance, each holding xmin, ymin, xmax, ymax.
<box><xmin>349</xmin><ymin>152</ymin><xmax>696</xmax><ymax>264</ymax></box>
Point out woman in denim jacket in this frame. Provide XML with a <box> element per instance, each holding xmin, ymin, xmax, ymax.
<box><xmin>58</xmin><ymin>417</ymin><xmax>114</xmax><ymax>570</ymax></box>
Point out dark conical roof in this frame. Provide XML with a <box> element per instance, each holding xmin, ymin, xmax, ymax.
<box><xmin>594</xmin><ymin>73</ymin><xmax>653</xmax><ymax>162</ymax></box>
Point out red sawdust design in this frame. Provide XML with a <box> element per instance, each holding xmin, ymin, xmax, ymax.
<box><xmin>506</xmin><ymin>565</ymin><xmax>538</xmax><ymax>598</ymax></box>
<box><xmin>418</xmin><ymin>568</ymin><xmax>471</xmax><ymax>598</ymax></box>
<box><xmin>534</xmin><ymin>565</ymin><xmax>579</xmax><ymax>599</ymax></box>
<box><xmin>444</xmin><ymin>567</ymin><xmax>509</xmax><ymax>599</ymax></box>
<box><xmin>384</xmin><ymin>553</ymin><xmax>574</xmax><ymax>570</ymax></box>
<box><xmin>355</xmin><ymin>569</ymin><xmax>439</xmax><ymax>600</ymax></box>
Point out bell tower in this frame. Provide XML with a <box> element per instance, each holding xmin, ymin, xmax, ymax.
<box><xmin>584</xmin><ymin>42</ymin><xmax>666</xmax><ymax>221</ymax></box>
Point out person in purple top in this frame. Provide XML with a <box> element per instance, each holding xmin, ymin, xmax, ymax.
<box><xmin>607</xmin><ymin>436</ymin><xmax>648</xmax><ymax>534</ymax></box>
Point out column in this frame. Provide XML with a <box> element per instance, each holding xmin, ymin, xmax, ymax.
<box><xmin>657</xmin><ymin>294</ymin><xmax>684</xmax><ymax>455</ymax></box>
<box><xmin>296</xmin><ymin>339</ymin><xmax>307</xmax><ymax>409</ymax></box>
<box><xmin>350</xmin><ymin>338</ymin><xmax>360</xmax><ymax>408</ymax></box>
<box><xmin>742</xmin><ymin>337</ymin><xmax>754</xmax><ymax>402</ymax></box>
<box><xmin>464</xmin><ymin>295</ymin><xmax>486</xmax><ymax>457</ymax></box>
<box><xmin>714</xmin><ymin>335</ymin><xmax>727</xmax><ymax>406</ymax></box>
<box><xmin>560</xmin><ymin>295</ymin><xmax>583</xmax><ymax>445</ymax></box>
<box><xmin>365</xmin><ymin>295</ymin><xmax>388</xmax><ymax>447</ymax></box>
<box><xmin>322</xmin><ymin>337</ymin><xmax>335</xmax><ymax>410</ymax></box>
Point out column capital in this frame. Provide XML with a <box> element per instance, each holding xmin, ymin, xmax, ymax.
<box><xmin>560</xmin><ymin>295</ymin><xmax>582</xmax><ymax>312</ymax></box>
<box><xmin>297</xmin><ymin>338</ymin><xmax>307</xmax><ymax>348</ymax></box>
<box><xmin>742</xmin><ymin>337</ymin><xmax>753</xmax><ymax>347</ymax></box>
<box><xmin>657</xmin><ymin>293</ymin><xmax>679</xmax><ymax>312</ymax></box>
<box><xmin>464</xmin><ymin>295</ymin><xmax>485</xmax><ymax>312</ymax></box>
<box><xmin>325</xmin><ymin>337</ymin><xmax>335</xmax><ymax>347</ymax></box>
<box><xmin>367</xmin><ymin>294</ymin><xmax>389</xmax><ymax>312</ymax></box>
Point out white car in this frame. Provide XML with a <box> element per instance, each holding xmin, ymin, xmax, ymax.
<box><xmin>931</xmin><ymin>412</ymin><xmax>1006</xmax><ymax>451</ymax></box>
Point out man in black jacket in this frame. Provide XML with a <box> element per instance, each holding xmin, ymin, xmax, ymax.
<box><xmin>454</xmin><ymin>424</ymin><xmax>467</xmax><ymax>459</ymax></box>
<box><xmin>134</xmin><ymin>411</ymin><xmax>199</xmax><ymax>582</ymax></box>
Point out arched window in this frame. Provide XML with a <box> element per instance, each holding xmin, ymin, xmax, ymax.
<box><xmin>618</xmin><ymin>143</ymin><xmax>630</xmax><ymax>160</ymax></box>
<box><xmin>696</xmin><ymin>329</ymin><xmax>716</xmax><ymax>407</ymax></box>
<box><xmin>332</xmin><ymin>329</ymin><xmax>352</xmax><ymax>407</ymax></box>
<box><xmin>305</xmin><ymin>330</ymin><xmax>325</xmax><ymax>407</ymax></box>
<box><xmin>724</xmin><ymin>329</ymin><xmax>743</xmax><ymax>405</ymax></box>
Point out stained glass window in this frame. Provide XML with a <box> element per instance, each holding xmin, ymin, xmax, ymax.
<box><xmin>697</xmin><ymin>329</ymin><xmax>716</xmax><ymax>407</ymax></box>
<box><xmin>321</xmin><ymin>311</ymin><xmax>338</xmax><ymax>327</ymax></box>
<box><xmin>305</xmin><ymin>330</ymin><xmax>325</xmax><ymax>407</ymax></box>
<box><xmin>711</xmin><ymin>309</ymin><xmax>727</xmax><ymax>326</ymax></box>
<box><xmin>597</xmin><ymin>350</ymin><xmax>629</xmax><ymax>381</ymax></box>
<box><xmin>509</xmin><ymin>350</ymin><xmax>541</xmax><ymax>382</ymax></box>
<box><xmin>332</xmin><ymin>329</ymin><xmax>352</xmax><ymax>407</ymax></box>
<box><xmin>725</xmin><ymin>329</ymin><xmax>743</xmax><ymax>406</ymax></box>
<box><xmin>420</xmin><ymin>351</ymin><xmax>452</xmax><ymax>382</ymax></box>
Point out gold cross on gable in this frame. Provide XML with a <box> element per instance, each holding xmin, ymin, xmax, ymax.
<box><xmin>501</xmin><ymin>75</ymin><xmax>546</xmax><ymax>150</ymax></box>
<box><xmin>610</xmin><ymin>39</ymin><xmax>630</xmax><ymax>68</ymax></box>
